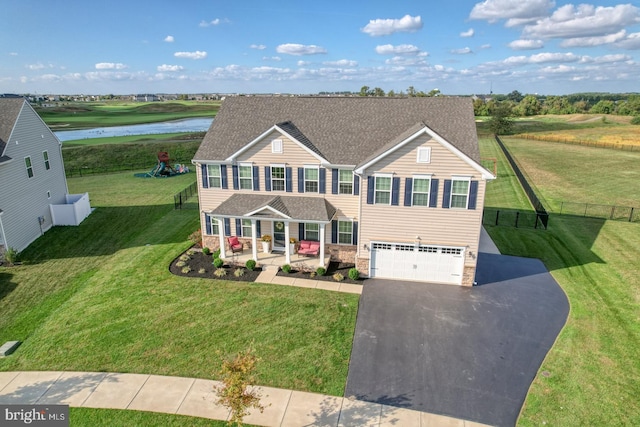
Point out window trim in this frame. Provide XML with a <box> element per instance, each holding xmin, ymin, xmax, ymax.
<box><xmin>25</xmin><ymin>156</ymin><xmax>34</xmax><ymax>178</ymax></box>
<box><xmin>207</xmin><ymin>164</ymin><xmax>222</xmax><ymax>188</ymax></box>
<box><xmin>304</xmin><ymin>223</ymin><xmax>319</xmax><ymax>241</ymax></box>
<box><xmin>374</xmin><ymin>174</ymin><xmax>392</xmax><ymax>205</ymax></box>
<box><xmin>205</xmin><ymin>214</ymin><xmax>220</xmax><ymax>235</ymax></box>
<box><xmin>270</xmin><ymin>164</ymin><xmax>286</xmax><ymax>192</ymax></box>
<box><xmin>450</xmin><ymin>176</ymin><xmax>471</xmax><ymax>209</ymax></box>
<box><xmin>304</xmin><ymin>165</ymin><xmax>319</xmax><ymax>193</ymax></box>
<box><xmin>272</xmin><ymin>139</ymin><xmax>283</xmax><ymax>153</ymax></box>
<box><xmin>417</xmin><ymin>147</ymin><xmax>431</xmax><ymax>163</ymax></box>
<box><xmin>241</xmin><ymin>219</ymin><xmax>253</xmax><ymax>237</ymax></box>
<box><xmin>411</xmin><ymin>174</ymin><xmax>432</xmax><ymax>207</ymax></box>
<box><xmin>338</xmin><ymin>169</ymin><xmax>354</xmax><ymax>195</ymax></box>
<box><xmin>43</xmin><ymin>150</ymin><xmax>50</xmax><ymax>170</ymax></box>
<box><xmin>238</xmin><ymin>163</ymin><xmax>253</xmax><ymax>190</ymax></box>
<box><xmin>337</xmin><ymin>219</ymin><xmax>354</xmax><ymax>245</ymax></box>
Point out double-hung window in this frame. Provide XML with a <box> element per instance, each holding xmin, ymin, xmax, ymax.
<box><xmin>412</xmin><ymin>176</ymin><xmax>431</xmax><ymax>206</ymax></box>
<box><xmin>451</xmin><ymin>178</ymin><xmax>470</xmax><ymax>209</ymax></box>
<box><xmin>25</xmin><ymin>156</ymin><xmax>34</xmax><ymax>178</ymax></box>
<box><xmin>206</xmin><ymin>214</ymin><xmax>220</xmax><ymax>235</ymax></box>
<box><xmin>43</xmin><ymin>151</ymin><xmax>50</xmax><ymax>170</ymax></box>
<box><xmin>305</xmin><ymin>223</ymin><xmax>319</xmax><ymax>241</ymax></box>
<box><xmin>271</xmin><ymin>166</ymin><xmax>285</xmax><ymax>191</ymax></box>
<box><xmin>238</xmin><ymin>164</ymin><xmax>253</xmax><ymax>190</ymax></box>
<box><xmin>304</xmin><ymin>167</ymin><xmax>319</xmax><ymax>193</ymax></box>
<box><xmin>374</xmin><ymin>175</ymin><xmax>392</xmax><ymax>204</ymax></box>
<box><xmin>242</xmin><ymin>219</ymin><xmax>252</xmax><ymax>237</ymax></box>
<box><xmin>207</xmin><ymin>164</ymin><xmax>222</xmax><ymax>188</ymax></box>
<box><xmin>338</xmin><ymin>221</ymin><xmax>353</xmax><ymax>244</ymax></box>
<box><xmin>338</xmin><ymin>170</ymin><xmax>353</xmax><ymax>194</ymax></box>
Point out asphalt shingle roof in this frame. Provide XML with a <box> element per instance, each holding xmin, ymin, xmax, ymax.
<box><xmin>194</xmin><ymin>96</ymin><xmax>480</xmax><ymax>166</ymax></box>
<box><xmin>210</xmin><ymin>193</ymin><xmax>337</xmax><ymax>222</ymax></box>
<box><xmin>0</xmin><ymin>98</ymin><xmax>25</xmax><ymax>158</ymax></box>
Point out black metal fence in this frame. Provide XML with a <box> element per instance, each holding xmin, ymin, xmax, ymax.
<box><xmin>483</xmin><ymin>208</ymin><xmax>549</xmax><ymax>229</ymax></box>
<box><xmin>557</xmin><ymin>201</ymin><xmax>639</xmax><ymax>223</ymax></box>
<box><xmin>494</xmin><ymin>136</ymin><xmax>549</xmax><ymax>229</ymax></box>
<box><xmin>174</xmin><ymin>181</ymin><xmax>198</xmax><ymax>209</ymax></box>
<box><xmin>65</xmin><ymin>160</ymin><xmax>193</xmax><ymax>178</ymax></box>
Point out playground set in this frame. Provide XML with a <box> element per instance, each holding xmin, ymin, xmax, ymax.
<box><xmin>135</xmin><ymin>152</ymin><xmax>190</xmax><ymax>178</ymax></box>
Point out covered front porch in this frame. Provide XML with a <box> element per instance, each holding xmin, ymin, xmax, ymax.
<box><xmin>226</xmin><ymin>249</ymin><xmax>332</xmax><ymax>271</ymax></box>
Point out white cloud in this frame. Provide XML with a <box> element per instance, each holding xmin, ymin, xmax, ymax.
<box><xmin>174</xmin><ymin>51</ymin><xmax>207</xmax><ymax>60</ymax></box>
<box><xmin>508</xmin><ymin>39</ymin><xmax>544</xmax><ymax>50</ymax></box>
<box><xmin>480</xmin><ymin>44</ymin><xmax>492</xmax><ymax>49</ymax></box>
<box><xmin>262</xmin><ymin>56</ymin><xmax>282</xmax><ymax>61</ymax></box>
<box><xmin>469</xmin><ymin>0</ymin><xmax>554</xmax><ymax>25</ymax></box>
<box><xmin>323</xmin><ymin>59</ymin><xmax>358</xmax><ymax>67</ymax></box>
<box><xmin>199</xmin><ymin>18</ymin><xmax>228</xmax><ymax>27</ymax></box>
<box><xmin>451</xmin><ymin>47</ymin><xmax>473</xmax><ymax>54</ymax></box>
<box><xmin>276</xmin><ymin>44</ymin><xmax>327</xmax><ymax>55</ymax></box>
<box><xmin>616</xmin><ymin>32</ymin><xmax>640</xmax><ymax>50</ymax></box>
<box><xmin>460</xmin><ymin>28</ymin><xmax>475</xmax><ymax>37</ymax></box>
<box><xmin>157</xmin><ymin>64</ymin><xmax>184</xmax><ymax>72</ymax></box>
<box><xmin>522</xmin><ymin>4</ymin><xmax>640</xmax><ymax>39</ymax></box>
<box><xmin>164</xmin><ymin>35</ymin><xmax>174</xmax><ymax>43</ymax></box>
<box><xmin>361</xmin><ymin>14</ymin><xmax>423</xmax><ymax>36</ymax></box>
<box><xmin>560</xmin><ymin>30</ymin><xmax>627</xmax><ymax>47</ymax></box>
<box><xmin>27</xmin><ymin>63</ymin><xmax>46</xmax><ymax>70</ymax></box>
<box><xmin>384</xmin><ymin>56</ymin><xmax>428</xmax><ymax>66</ymax></box>
<box><xmin>9</xmin><ymin>52</ymin><xmax>18</xmax><ymax>56</ymax></box>
<box><xmin>375</xmin><ymin>44</ymin><xmax>421</xmax><ymax>55</ymax></box>
<box><xmin>95</xmin><ymin>62</ymin><xmax>127</xmax><ymax>70</ymax></box>
<box><xmin>250</xmin><ymin>44</ymin><xmax>266</xmax><ymax>50</ymax></box>
<box><xmin>297</xmin><ymin>60</ymin><xmax>310</xmax><ymax>66</ymax></box>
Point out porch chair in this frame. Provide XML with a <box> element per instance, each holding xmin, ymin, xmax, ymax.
<box><xmin>227</xmin><ymin>236</ymin><xmax>243</xmax><ymax>253</ymax></box>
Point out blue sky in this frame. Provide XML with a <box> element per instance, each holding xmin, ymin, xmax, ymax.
<box><xmin>2</xmin><ymin>0</ymin><xmax>639</xmax><ymax>95</ymax></box>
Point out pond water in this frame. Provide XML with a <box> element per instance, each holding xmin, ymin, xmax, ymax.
<box><xmin>54</xmin><ymin>117</ymin><xmax>213</xmax><ymax>142</ymax></box>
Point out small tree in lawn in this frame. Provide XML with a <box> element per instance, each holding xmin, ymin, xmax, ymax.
<box><xmin>487</xmin><ymin>102</ymin><xmax>514</xmax><ymax>135</ymax></box>
<box><xmin>216</xmin><ymin>348</ymin><xmax>265</xmax><ymax>426</ymax></box>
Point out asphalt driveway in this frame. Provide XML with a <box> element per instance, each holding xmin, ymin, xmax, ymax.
<box><xmin>345</xmin><ymin>252</ymin><xmax>569</xmax><ymax>427</ymax></box>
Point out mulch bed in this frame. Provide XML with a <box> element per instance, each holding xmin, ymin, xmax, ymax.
<box><xmin>276</xmin><ymin>262</ymin><xmax>364</xmax><ymax>285</ymax></box>
<box><xmin>169</xmin><ymin>247</ymin><xmax>262</xmax><ymax>282</ymax></box>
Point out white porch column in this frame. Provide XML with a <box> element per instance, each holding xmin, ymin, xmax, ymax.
<box><xmin>251</xmin><ymin>219</ymin><xmax>258</xmax><ymax>261</ymax></box>
<box><xmin>319</xmin><ymin>223</ymin><xmax>326</xmax><ymax>267</ymax></box>
<box><xmin>284</xmin><ymin>221</ymin><xmax>291</xmax><ymax>264</ymax></box>
<box><xmin>218</xmin><ymin>218</ymin><xmax>226</xmax><ymax>259</ymax></box>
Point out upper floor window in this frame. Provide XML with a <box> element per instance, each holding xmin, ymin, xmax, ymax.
<box><xmin>272</xmin><ymin>139</ymin><xmax>283</xmax><ymax>153</ymax></box>
<box><xmin>451</xmin><ymin>178</ymin><xmax>470</xmax><ymax>208</ymax></box>
<box><xmin>271</xmin><ymin>166</ymin><xmax>285</xmax><ymax>191</ymax></box>
<box><xmin>43</xmin><ymin>151</ymin><xmax>50</xmax><ymax>170</ymax></box>
<box><xmin>374</xmin><ymin>175</ymin><xmax>392</xmax><ymax>204</ymax></box>
<box><xmin>338</xmin><ymin>170</ymin><xmax>353</xmax><ymax>195</ymax></box>
<box><xmin>412</xmin><ymin>176</ymin><xmax>431</xmax><ymax>206</ymax></box>
<box><xmin>25</xmin><ymin>156</ymin><xmax>34</xmax><ymax>178</ymax></box>
<box><xmin>304</xmin><ymin>167</ymin><xmax>319</xmax><ymax>193</ymax></box>
<box><xmin>207</xmin><ymin>164</ymin><xmax>222</xmax><ymax>188</ymax></box>
<box><xmin>417</xmin><ymin>147</ymin><xmax>431</xmax><ymax>163</ymax></box>
<box><xmin>238</xmin><ymin>164</ymin><xmax>253</xmax><ymax>190</ymax></box>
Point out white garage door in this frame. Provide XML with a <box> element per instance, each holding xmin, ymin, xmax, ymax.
<box><xmin>370</xmin><ymin>242</ymin><xmax>465</xmax><ymax>285</ymax></box>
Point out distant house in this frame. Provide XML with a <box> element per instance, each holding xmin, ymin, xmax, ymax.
<box><xmin>193</xmin><ymin>97</ymin><xmax>495</xmax><ymax>286</ymax></box>
<box><xmin>133</xmin><ymin>94</ymin><xmax>158</xmax><ymax>102</ymax></box>
<box><xmin>0</xmin><ymin>97</ymin><xmax>91</xmax><ymax>255</ymax></box>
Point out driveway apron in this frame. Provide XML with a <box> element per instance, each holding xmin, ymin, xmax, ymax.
<box><xmin>345</xmin><ymin>252</ymin><xmax>569</xmax><ymax>427</ymax></box>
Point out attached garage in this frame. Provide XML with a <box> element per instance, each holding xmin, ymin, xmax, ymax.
<box><xmin>369</xmin><ymin>242</ymin><xmax>465</xmax><ymax>285</ymax></box>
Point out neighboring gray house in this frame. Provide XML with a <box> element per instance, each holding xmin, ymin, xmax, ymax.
<box><xmin>0</xmin><ymin>97</ymin><xmax>91</xmax><ymax>255</ymax></box>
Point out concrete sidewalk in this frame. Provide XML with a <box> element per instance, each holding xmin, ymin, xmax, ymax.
<box><xmin>0</xmin><ymin>371</ymin><xmax>490</xmax><ymax>426</ymax></box>
<box><xmin>256</xmin><ymin>266</ymin><xmax>363</xmax><ymax>295</ymax></box>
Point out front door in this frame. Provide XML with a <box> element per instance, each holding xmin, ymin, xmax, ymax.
<box><xmin>273</xmin><ymin>221</ymin><xmax>286</xmax><ymax>252</ymax></box>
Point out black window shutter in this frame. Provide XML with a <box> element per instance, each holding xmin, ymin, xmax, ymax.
<box><xmin>265</xmin><ymin>166</ymin><xmax>271</xmax><ymax>191</ymax></box>
<box><xmin>224</xmin><ymin>218</ymin><xmax>231</xmax><ymax>236</ymax></box>
<box><xmin>366</xmin><ymin>176</ymin><xmax>374</xmax><ymax>204</ymax></box>
<box><xmin>391</xmin><ymin>177</ymin><xmax>400</xmax><ymax>206</ymax></box>
<box><xmin>354</xmin><ymin>175</ymin><xmax>360</xmax><ymax>196</ymax></box>
<box><xmin>299</xmin><ymin>223</ymin><xmax>305</xmax><ymax>240</ymax></box>
<box><xmin>319</xmin><ymin>168</ymin><xmax>326</xmax><ymax>194</ymax></box>
<box><xmin>442</xmin><ymin>180</ymin><xmax>452</xmax><ymax>209</ymax></box>
<box><xmin>285</xmin><ymin>167</ymin><xmax>292</xmax><ymax>192</ymax></box>
<box><xmin>298</xmin><ymin>167</ymin><xmax>305</xmax><ymax>193</ymax></box>
<box><xmin>235</xmin><ymin>219</ymin><xmax>242</xmax><ymax>236</ymax></box>
<box><xmin>252</xmin><ymin>166</ymin><xmax>259</xmax><ymax>191</ymax></box>
<box><xmin>221</xmin><ymin>165</ymin><xmax>228</xmax><ymax>189</ymax></box>
<box><xmin>232</xmin><ymin>165</ymin><xmax>239</xmax><ymax>190</ymax></box>
<box><xmin>404</xmin><ymin>178</ymin><xmax>413</xmax><ymax>206</ymax></box>
<box><xmin>352</xmin><ymin>221</ymin><xmax>358</xmax><ymax>245</ymax></box>
<box><xmin>331</xmin><ymin>220</ymin><xmax>338</xmax><ymax>244</ymax></box>
<box><xmin>429</xmin><ymin>179</ymin><xmax>439</xmax><ymax>208</ymax></box>
<box><xmin>468</xmin><ymin>181</ymin><xmax>479</xmax><ymax>210</ymax></box>
<box><xmin>205</xmin><ymin>215</ymin><xmax>212</xmax><ymax>235</ymax></box>
<box><xmin>256</xmin><ymin>220</ymin><xmax>261</xmax><ymax>236</ymax></box>
<box><xmin>201</xmin><ymin>164</ymin><xmax>208</xmax><ymax>188</ymax></box>
<box><xmin>331</xmin><ymin>169</ymin><xmax>338</xmax><ymax>194</ymax></box>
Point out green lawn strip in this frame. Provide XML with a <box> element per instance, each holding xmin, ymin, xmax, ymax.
<box><xmin>69</xmin><ymin>408</ymin><xmax>241</xmax><ymax>426</ymax></box>
<box><xmin>500</xmin><ymin>137</ymin><xmax>640</xmax><ymax>210</ymax></box>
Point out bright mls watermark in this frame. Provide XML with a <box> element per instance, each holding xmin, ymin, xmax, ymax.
<box><xmin>1</xmin><ymin>405</ymin><xmax>68</xmax><ymax>426</ymax></box>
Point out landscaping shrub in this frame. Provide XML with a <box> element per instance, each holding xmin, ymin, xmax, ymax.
<box><xmin>213</xmin><ymin>257</ymin><xmax>224</xmax><ymax>268</ymax></box>
<box><xmin>181</xmin><ymin>266</ymin><xmax>192</xmax><ymax>274</ymax></box>
<box><xmin>188</xmin><ymin>229</ymin><xmax>202</xmax><ymax>246</ymax></box>
<box><xmin>348</xmin><ymin>268</ymin><xmax>360</xmax><ymax>281</ymax></box>
<box><xmin>333</xmin><ymin>273</ymin><xmax>344</xmax><ymax>282</ymax></box>
<box><xmin>214</xmin><ymin>268</ymin><xmax>227</xmax><ymax>277</ymax></box>
<box><xmin>176</xmin><ymin>260</ymin><xmax>186</xmax><ymax>268</ymax></box>
<box><xmin>212</xmin><ymin>249</ymin><xmax>221</xmax><ymax>259</ymax></box>
<box><xmin>316</xmin><ymin>267</ymin><xmax>326</xmax><ymax>276</ymax></box>
<box><xmin>310</xmin><ymin>271</ymin><xmax>316</xmax><ymax>278</ymax></box>
<box><xmin>179</xmin><ymin>254</ymin><xmax>190</xmax><ymax>262</ymax></box>
<box><xmin>3</xmin><ymin>247</ymin><xmax>19</xmax><ymax>266</ymax></box>
<box><xmin>245</xmin><ymin>259</ymin><xmax>256</xmax><ymax>271</ymax></box>
<box><xmin>198</xmin><ymin>268</ymin><xmax>206</xmax><ymax>274</ymax></box>
<box><xmin>234</xmin><ymin>268</ymin><xmax>245</xmax><ymax>278</ymax></box>
<box><xmin>281</xmin><ymin>264</ymin><xmax>291</xmax><ymax>274</ymax></box>
<box><xmin>202</xmin><ymin>247</ymin><xmax>211</xmax><ymax>255</ymax></box>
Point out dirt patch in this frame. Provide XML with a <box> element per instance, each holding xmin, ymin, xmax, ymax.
<box><xmin>169</xmin><ymin>247</ymin><xmax>262</xmax><ymax>282</ymax></box>
<box><xmin>276</xmin><ymin>262</ymin><xmax>364</xmax><ymax>285</ymax></box>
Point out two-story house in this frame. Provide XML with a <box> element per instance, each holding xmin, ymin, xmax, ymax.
<box><xmin>193</xmin><ymin>96</ymin><xmax>494</xmax><ymax>286</ymax></box>
<box><xmin>0</xmin><ymin>97</ymin><xmax>91</xmax><ymax>255</ymax></box>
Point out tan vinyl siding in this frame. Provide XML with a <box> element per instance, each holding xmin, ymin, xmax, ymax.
<box><xmin>236</xmin><ymin>130</ymin><xmax>320</xmax><ymax>165</ymax></box>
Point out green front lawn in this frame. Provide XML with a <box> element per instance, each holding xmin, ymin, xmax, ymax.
<box><xmin>0</xmin><ymin>172</ymin><xmax>357</xmax><ymax>397</ymax></box>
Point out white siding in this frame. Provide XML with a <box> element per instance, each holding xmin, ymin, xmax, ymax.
<box><xmin>0</xmin><ymin>101</ymin><xmax>69</xmax><ymax>251</ymax></box>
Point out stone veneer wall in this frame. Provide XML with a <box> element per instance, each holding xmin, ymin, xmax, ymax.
<box><xmin>462</xmin><ymin>265</ymin><xmax>475</xmax><ymax>287</ymax></box>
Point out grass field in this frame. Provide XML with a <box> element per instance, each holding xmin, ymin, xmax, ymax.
<box><xmin>479</xmin><ymin>137</ymin><xmax>640</xmax><ymax>426</ymax></box>
<box><xmin>37</xmin><ymin>101</ymin><xmax>220</xmax><ymax>130</ymax></box>
<box><xmin>0</xmin><ymin>172</ymin><xmax>358</xmax><ymax>398</ymax></box>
